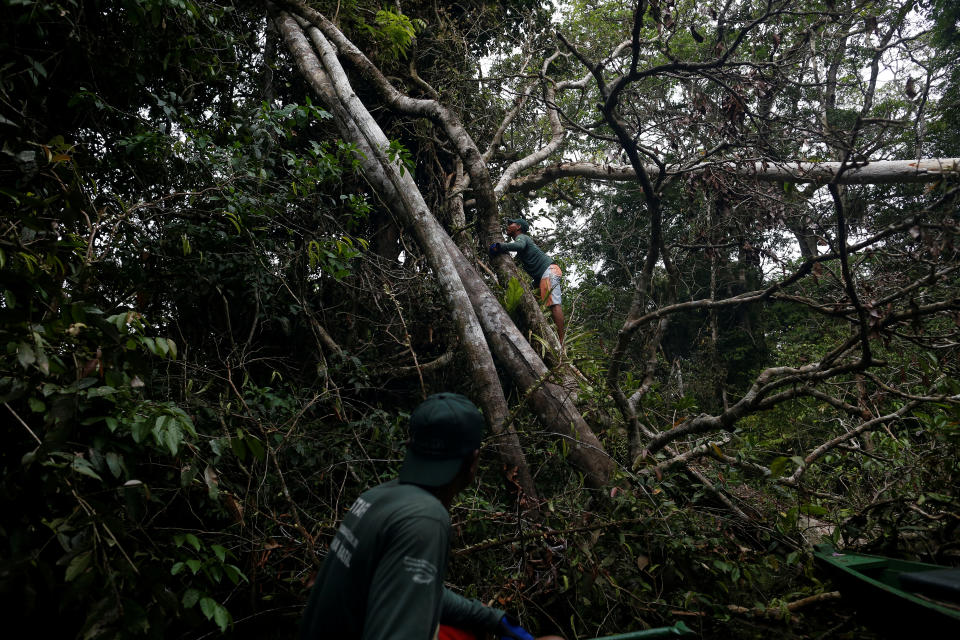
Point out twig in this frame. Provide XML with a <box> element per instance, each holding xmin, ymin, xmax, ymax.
<box><xmin>224</xmin><ymin>366</ymin><xmax>321</xmax><ymax>565</ymax></box>
<box><xmin>6</xmin><ymin>401</ymin><xmax>42</xmax><ymax>444</ymax></box>
<box><xmin>727</xmin><ymin>591</ymin><xmax>842</xmax><ymax>620</ymax></box>
<box><xmin>71</xmin><ymin>487</ymin><xmax>140</xmax><ymax>575</ymax></box>
<box><xmin>384</xmin><ymin>284</ymin><xmax>426</xmax><ymax>399</ymax></box>
<box><xmin>453</xmin><ymin>517</ymin><xmax>646</xmax><ymax>556</ymax></box>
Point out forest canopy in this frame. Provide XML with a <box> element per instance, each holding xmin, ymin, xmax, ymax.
<box><xmin>1</xmin><ymin>0</ymin><xmax>958</xmax><ymax>638</ymax></box>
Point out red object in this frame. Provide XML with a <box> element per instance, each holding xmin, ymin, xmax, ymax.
<box><xmin>437</xmin><ymin>625</ymin><xmax>478</xmax><ymax>640</ymax></box>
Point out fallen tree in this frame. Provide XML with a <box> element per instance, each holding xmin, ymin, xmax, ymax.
<box><xmin>273</xmin><ymin>5</ymin><xmax>616</xmax><ymax>494</ymax></box>
<box><xmin>506</xmin><ymin>158</ymin><xmax>960</xmax><ymax>193</ymax></box>
<box><xmin>271</xmin><ymin>0</ymin><xmax>959</xmax><ymax>522</ymax></box>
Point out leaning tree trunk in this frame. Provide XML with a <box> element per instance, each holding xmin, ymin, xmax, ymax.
<box><xmin>439</xmin><ymin>233</ymin><xmax>615</xmax><ymax>488</ymax></box>
<box><xmin>271</xmin><ymin>8</ymin><xmax>540</xmax><ymax>502</ymax></box>
<box><xmin>277</xmin><ymin>0</ymin><xmax>564</xmax><ymax>361</ymax></box>
<box><xmin>505</xmin><ymin>158</ymin><xmax>960</xmax><ymax>193</ymax></box>
<box><xmin>273</xmin><ymin>5</ymin><xmax>614</xmax><ymax>490</ymax></box>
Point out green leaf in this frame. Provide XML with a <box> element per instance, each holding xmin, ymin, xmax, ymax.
<box><xmin>801</xmin><ymin>503</ymin><xmax>829</xmax><ymax>517</ymax></box>
<box><xmin>141</xmin><ymin>337</ymin><xmax>157</xmax><ymax>354</ymax></box>
<box><xmin>210</xmin><ymin>544</ymin><xmax>227</xmax><ymax>562</ymax></box>
<box><xmin>17</xmin><ymin>342</ymin><xmax>36</xmax><ymax>368</ymax></box>
<box><xmin>28</xmin><ymin>397</ymin><xmax>46</xmax><ymax>412</ymax></box>
<box><xmin>87</xmin><ymin>386</ymin><xmax>117</xmax><ymax>398</ymax></box>
<box><xmin>131</xmin><ymin>419</ymin><xmax>150</xmax><ymax>443</ymax></box>
<box><xmin>170</xmin><ymin>406</ymin><xmax>196</xmax><ymax>435</ymax></box>
<box><xmin>182</xmin><ymin>588</ymin><xmax>201</xmax><ymax>609</ymax></box>
<box><xmin>184</xmin><ymin>533</ymin><xmax>202</xmax><ymax>551</ymax></box>
<box><xmin>166</xmin><ymin>338</ymin><xmax>178</xmax><ymax>359</ymax></box>
<box><xmin>31</xmin><ymin>57</ymin><xmax>48</xmax><ymax>79</ymax></box>
<box><xmin>230</xmin><ymin>436</ymin><xmax>247</xmax><ymax>461</ymax></box>
<box><xmin>199</xmin><ymin>597</ymin><xmax>217</xmax><ymax>620</ymax></box>
<box><xmin>163</xmin><ymin>425</ymin><xmax>181</xmax><ymax>455</ymax></box>
<box><xmin>105</xmin><ymin>416</ymin><xmax>118</xmax><ymax>432</ymax></box>
<box><xmin>33</xmin><ymin>345</ymin><xmax>50</xmax><ymax>375</ymax></box>
<box><xmin>504</xmin><ymin>277</ymin><xmax>524</xmax><ymax>313</ymax></box>
<box><xmin>210</xmin><ymin>438</ymin><xmax>227</xmax><ymax>457</ymax></box>
<box><xmin>186</xmin><ymin>558</ymin><xmax>202</xmax><ymax>574</ymax></box>
<box><xmin>107</xmin><ymin>313</ymin><xmax>127</xmax><ymax>331</ymax></box>
<box><xmin>170</xmin><ymin>562</ymin><xmax>185</xmax><ymax>576</ymax></box>
<box><xmin>223</xmin><ymin>564</ymin><xmax>240</xmax><ymax>584</ymax></box>
<box><xmin>71</xmin><ymin>456</ymin><xmax>103</xmax><ymax>481</ymax></box>
<box><xmin>769</xmin><ymin>456</ymin><xmax>789</xmax><ymax>477</ymax></box>
<box><xmin>65</xmin><ymin>551</ymin><xmax>92</xmax><ymax>582</ymax></box>
<box><xmin>213</xmin><ymin>604</ymin><xmax>231</xmax><ymax>631</ymax></box>
<box><xmin>245</xmin><ymin>435</ymin><xmax>265</xmax><ymax>461</ymax></box>
<box><xmin>105</xmin><ymin>452</ymin><xmax>123</xmax><ymax>478</ymax></box>
<box><xmin>223</xmin><ymin>563</ymin><xmax>247</xmax><ymax>585</ymax></box>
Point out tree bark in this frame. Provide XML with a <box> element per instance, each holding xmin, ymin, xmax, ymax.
<box><xmin>278</xmin><ymin>0</ymin><xmax>564</xmax><ymax>358</ymax></box>
<box><xmin>273</xmin><ymin>6</ymin><xmax>614</xmax><ymax>490</ymax></box>
<box><xmin>439</xmin><ymin>233</ymin><xmax>615</xmax><ymax>489</ymax></box>
<box><xmin>505</xmin><ymin>158</ymin><xmax>960</xmax><ymax>193</ymax></box>
<box><xmin>271</xmin><ymin>7</ymin><xmax>540</xmax><ymax>502</ymax></box>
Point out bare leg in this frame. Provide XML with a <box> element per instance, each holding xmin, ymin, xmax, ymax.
<box><xmin>550</xmin><ymin>304</ymin><xmax>565</xmax><ymax>346</ymax></box>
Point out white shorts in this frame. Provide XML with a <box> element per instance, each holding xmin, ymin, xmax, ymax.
<box><xmin>539</xmin><ymin>264</ymin><xmax>562</xmax><ymax>306</ymax></box>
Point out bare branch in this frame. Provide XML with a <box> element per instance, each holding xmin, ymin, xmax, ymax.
<box><xmin>505</xmin><ymin>158</ymin><xmax>960</xmax><ymax>193</ymax></box>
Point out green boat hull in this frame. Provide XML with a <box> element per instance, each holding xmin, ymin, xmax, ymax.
<box><xmin>589</xmin><ymin>621</ymin><xmax>695</xmax><ymax>639</ymax></box>
<box><xmin>813</xmin><ymin>544</ymin><xmax>960</xmax><ymax>637</ymax></box>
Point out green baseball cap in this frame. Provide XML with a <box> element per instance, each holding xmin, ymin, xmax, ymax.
<box><xmin>398</xmin><ymin>393</ymin><xmax>484</xmax><ymax>487</ymax></box>
<box><xmin>506</xmin><ymin>218</ymin><xmax>530</xmax><ymax>233</ymax></box>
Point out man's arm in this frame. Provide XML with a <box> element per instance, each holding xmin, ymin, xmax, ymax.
<box><xmin>363</xmin><ymin>516</ymin><xmax>449</xmax><ymax>640</ymax></box>
<box><xmin>439</xmin><ymin>587</ymin><xmax>504</xmax><ymax>631</ymax></box>
<box><xmin>497</xmin><ymin>235</ymin><xmax>530</xmax><ymax>253</ymax></box>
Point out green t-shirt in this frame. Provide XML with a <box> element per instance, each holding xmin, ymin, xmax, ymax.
<box><xmin>499</xmin><ymin>234</ymin><xmax>554</xmax><ymax>284</ymax></box>
<box><xmin>299</xmin><ymin>480</ymin><xmax>503</xmax><ymax>640</ymax></box>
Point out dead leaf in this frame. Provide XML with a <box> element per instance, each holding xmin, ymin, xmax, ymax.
<box><xmin>637</xmin><ymin>554</ymin><xmax>650</xmax><ymax>571</ymax></box>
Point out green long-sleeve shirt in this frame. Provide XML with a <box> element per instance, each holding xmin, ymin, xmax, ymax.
<box><xmin>299</xmin><ymin>480</ymin><xmax>504</xmax><ymax>640</ymax></box>
<box><xmin>499</xmin><ymin>234</ymin><xmax>554</xmax><ymax>284</ymax></box>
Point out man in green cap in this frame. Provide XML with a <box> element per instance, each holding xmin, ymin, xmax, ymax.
<box><xmin>300</xmin><ymin>392</ymin><xmax>549</xmax><ymax>640</ymax></box>
<box><xmin>490</xmin><ymin>219</ymin><xmax>565</xmax><ymax>345</ymax></box>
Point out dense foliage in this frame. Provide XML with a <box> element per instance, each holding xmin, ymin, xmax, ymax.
<box><xmin>2</xmin><ymin>1</ymin><xmax>958</xmax><ymax>639</ymax></box>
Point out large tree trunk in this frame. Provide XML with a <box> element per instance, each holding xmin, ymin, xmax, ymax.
<box><xmin>506</xmin><ymin>158</ymin><xmax>960</xmax><ymax>193</ymax></box>
<box><xmin>439</xmin><ymin>233</ymin><xmax>614</xmax><ymax>489</ymax></box>
<box><xmin>271</xmin><ymin>9</ymin><xmax>540</xmax><ymax>502</ymax></box>
<box><xmin>273</xmin><ymin>7</ymin><xmax>614</xmax><ymax>490</ymax></box>
<box><xmin>277</xmin><ymin>0</ymin><xmax>564</xmax><ymax>360</ymax></box>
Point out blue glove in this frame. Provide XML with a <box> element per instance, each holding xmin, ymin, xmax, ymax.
<box><xmin>489</xmin><ymin>242</ymin><xmax>502</xmax><ymax>256</ymax></box>
<box><xmin>498</xmin><ymin>614</ymin><xmax>535</xmax><ymax>640</ymax></box>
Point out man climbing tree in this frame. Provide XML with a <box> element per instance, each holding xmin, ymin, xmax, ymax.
<box><xmin>491</xmin><ymin>219</ymin><xmax>565</xmax><ymax>345</ymax></box>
